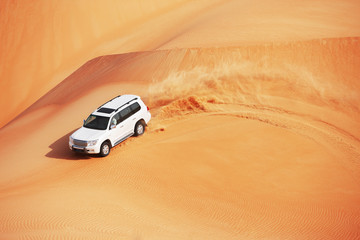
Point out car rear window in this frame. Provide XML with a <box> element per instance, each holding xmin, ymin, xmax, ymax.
<box><xmin>130</xmin><ymin>102</ymin><xmax>141</xmax><ymax>114</ymax></box>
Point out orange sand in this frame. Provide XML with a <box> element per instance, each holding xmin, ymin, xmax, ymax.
<box><xmin>1</xmin><ymin>0</ymin><xmax>360</xmax><ymax>239</ymax></box>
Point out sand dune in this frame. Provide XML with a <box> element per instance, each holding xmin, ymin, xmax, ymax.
<box><xmin>1</xmin><ymin>0</ymin><xmax>360</xmax><ymax>239</ymax></box>
<box><xmin>1</xmin><ymin>37</ymin><xmax>360</xmax><ymax>239</ymax></box>
<box><xmin>13</xmin><ymin>38</ymin><xmax>360</xmax><ymax>138</ymax></box>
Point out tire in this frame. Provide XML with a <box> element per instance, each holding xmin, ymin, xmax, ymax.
<box><xmin>134</xmin><ymin>121</ymin><xmax>145</xmax><ymax>136</ymax></box>
<box><xmin>100</xmin><ymin>141</ymin><xmax>111</xmax><ymax>157</ymax></box>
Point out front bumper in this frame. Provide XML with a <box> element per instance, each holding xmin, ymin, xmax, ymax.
<box><xmin>69</xmin><ymin>143</ymin><xmax>99</xmax><ymax>154</ymax></box>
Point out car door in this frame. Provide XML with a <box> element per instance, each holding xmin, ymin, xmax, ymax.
<box><xmin>129</xmin><ymin>102</ymin><xmax>141</xmax><ymax>124</ymax></box>
<box><xmin>109</xmin><ymin>112</ymin><xmax>123</xmax><ymax>145</ymax></box>
<box><xmin>117</xmin><ymin>106</ymin><xmax>134</xmax><ymax>140</ymax></box>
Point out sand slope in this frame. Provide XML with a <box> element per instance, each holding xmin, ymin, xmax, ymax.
<box><xmin>0</xmin><ymin>37</ymin><xmax>360</xmax><ymax>239</ymax></box>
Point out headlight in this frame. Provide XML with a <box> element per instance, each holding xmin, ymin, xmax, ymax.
<box><xmin>69</xmin><ymin>136</ymin><xmax>74</xmax><ymax>145</ymax></box>
<box><xmin>87</xmin><ymin>139</ymin><xmax>98</xmax><ymax>146</ymax></box>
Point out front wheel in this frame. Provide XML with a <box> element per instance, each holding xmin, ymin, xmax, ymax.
<box><xmin>134</xmin><ymin>121</ymin><xmax>145</xmax><ymax>136</ymax></box>
<box><xmin>100</xmin><ymin>141</ymin><xmax>111</xmax><ymax>157</ymax></box>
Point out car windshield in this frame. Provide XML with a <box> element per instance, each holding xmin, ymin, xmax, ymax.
<box><xmin>83</xmin><ymin>114</ymin><xmax>109</xmax><ymax>130</ymax></box>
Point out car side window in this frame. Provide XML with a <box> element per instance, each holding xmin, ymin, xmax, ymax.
<box><xmin>111</xmin><ymin>117</ymin><xmax>117</xmax><ymax>126</ymax></box>
<box><xmin>130</xmin><ymin>102</ymin><xmax>141</xmax><ymax>115</ymax></box>
<box><xmin>119</xmin><ymin>106</ymin><xmax>132</xmax><ymax>121</ymax></box>
<box><xmin>111</xmin><ymin>112</ymin><xmax>121</xmax><ymax>125</ymax></box>
<box><xmin>113</xmin><ymin>102</ymin><xmax>141</xmax><ymax>127</ymax></box>
<box><xmin>109</xmin><ymin>112</ymin><xmax>120</xmax><ymax>129</ymax></box>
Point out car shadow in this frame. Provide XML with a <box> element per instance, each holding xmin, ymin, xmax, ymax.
<box><xmin>46</xmin><ymin>129</ymin><xmax>99</xmax><ymax>160</ymax></box>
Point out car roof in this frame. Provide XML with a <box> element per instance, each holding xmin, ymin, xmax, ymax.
<box><xmin>92</xmin><ymin>94</ymin><xmax>140</xmax><ymax>117</ymax></box>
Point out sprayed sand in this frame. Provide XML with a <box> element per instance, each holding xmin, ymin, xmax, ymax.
<box><xmin>1</xmin><ymin>0</ymin><xmax>360</xmax><ymax>239</ymax></box>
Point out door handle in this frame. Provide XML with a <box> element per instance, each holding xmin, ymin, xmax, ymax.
<box><xmin>132</xmin><ymin>118</ymin><xmax>136</xmax><ymax>120</ymax></box>
<box><xmin>119</xmin><ymin>125</ymin><xmax>124</xmax><ymax>128</ymax></box>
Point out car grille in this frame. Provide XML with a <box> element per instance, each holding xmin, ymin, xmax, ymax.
<box><xmin>73</xmin><ymin>139</ymin><xmax>87</xmax><ymax>147</ymax></box>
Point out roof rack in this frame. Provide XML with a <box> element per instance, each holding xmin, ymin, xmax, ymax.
<box><xmin>115</xmin><ymin>97</ymin><xmax>138</xmax><ymax>112</ymax></box>
<box><xmin>97</xmin><ymin>95</ymin><xmax>121</xmax><ymax>109</ymax></box>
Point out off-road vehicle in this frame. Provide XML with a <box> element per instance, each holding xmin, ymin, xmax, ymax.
<box><xmin>69</xmin><ymin>95</ymin><xmax>151</xmax><ymax>157</ymax></box>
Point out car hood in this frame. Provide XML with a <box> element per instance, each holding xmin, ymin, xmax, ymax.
<box><xmin>71</xmin><ymin>127</ymin><xmax>105</xmax><ymax>141</ymax></box>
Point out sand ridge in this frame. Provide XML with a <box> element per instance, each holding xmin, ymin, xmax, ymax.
<box><xmin>2</xmin><ymin>0</ymin><xmax>360</xmax><ymax>129</ymax></box>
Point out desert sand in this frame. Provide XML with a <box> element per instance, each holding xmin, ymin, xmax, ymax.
<box><xmin>1</xmin><ymin>0</ymin><xmax>360</xmax><ymax>239</ymax></box>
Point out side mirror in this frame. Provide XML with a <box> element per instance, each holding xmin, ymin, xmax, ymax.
<box><xmin>110</xmin><ymin>124</ymin><xmax>116</xmax><ymax>130</ymax></box>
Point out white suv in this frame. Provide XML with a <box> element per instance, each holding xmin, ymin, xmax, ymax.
<box><xmin>69</xmin><ymin>95</ymin><xmax>151</xmax><ymax>157</ymax></box>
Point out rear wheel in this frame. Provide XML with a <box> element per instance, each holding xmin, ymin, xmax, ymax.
<box><xmin>100</xmin><ymin>141</ymin><xmax>111</xmax><ymax>157</ymax></box>
<box><xmin>134</xmin><ymin>121</ymin><xmax>145</xmax><ymax>136</ymax></box>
